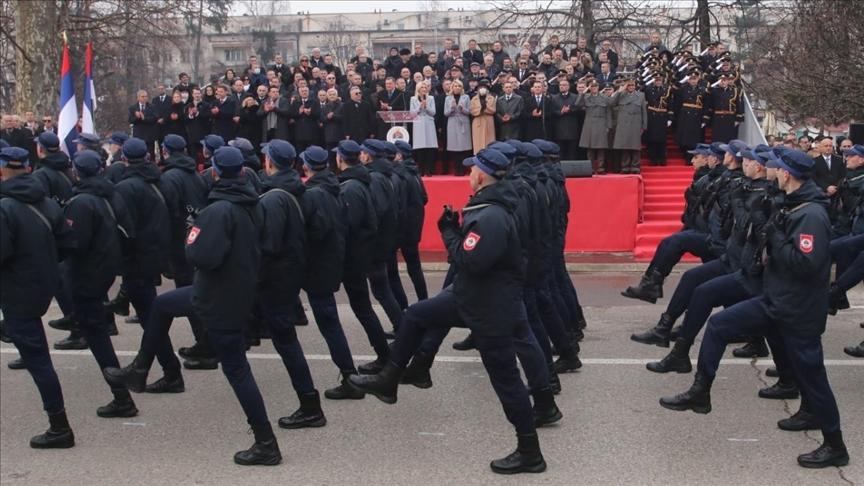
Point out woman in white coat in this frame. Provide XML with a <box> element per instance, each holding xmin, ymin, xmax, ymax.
<box><xmin>443</xmin><ymin>80</ymin><xmax>472</xmax><ymax>175</ymax></box>
<box><xmin>410</xmin><ymin>81</ymin><xmax>438</xmax><ymax>175</ymax></box>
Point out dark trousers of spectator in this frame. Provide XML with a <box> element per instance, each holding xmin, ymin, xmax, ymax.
<box><xmin>305</xmin><ymin>291</ymin><xmax>357</xmax><ymax>374</ymax></box>
<box><xmin>368</xmin><ymin>262</ymin><xmax>404</xmax><ymax>333</ymax></box>
<box><xmin>696</xmin><ymin>297</ymin><xmax>841</xmax><ymax>436</ymax></box>
<box><xmin>587</xmin><ymin>148</ymin><xmax>606</xmax><ymax>174</ymax></box>
<box><xmin>446</xmin><ymin>150</ymin><xmax>471</xmax><ymax>175</ymax></box>
<box><xmin>618</xmin><ymin>149</ymin><xmax>640</xmax><ymax>173</ymax></box>
<box><xmin>557</xmin><ymin>139</ymin><xmax>579</xmax><ymax>161</ymax></box>
<box><xmin>341</xmin><ymin>273</ymin><xmax>391</xmax><ymax>359</ymax></box>
<box><xmin>259</xmin><ymin>301</ymin><xmax>315</xmax><ymax>394</ymax></box>
<box><xmin>388</xmin><ymin>287</ymin><xmax>538</xmax><ymax>434</ymax></box>
<box><xmin>414</xmin><ymin>148</ymin><xmax>437</xmax><ymax>176</ymax></box>
<box><xmin>647</xmin><ymin>229</ymin><xmax>715</xmax><ymax>278</ymax></box>
<box><xmin>646</xmin><ymin>141</ymin><xmax>667</xmax><ymax>166</ymax></box>
<box><xmin>74</xmin><ymin>294</ymin><xmax>126</xmax><ymax>395</ymax></box>
<box><xmin>387</xmin><ymin>245</ymin><xmax>429</xmax><ymax>311</ymax></box>
<box><xmin>5</xmin><ymin>315</ymin><xmax>65</xmax><ymax>413</ymax></box>
<box><xmin>208</xmin><ymin>329</ymin><xmax>271</xmax><ymax>427</ymax></box>
<box><xmin>664</xmin><ymin>260</ymin><xmax>728</xmax><ymax>324</ymax></box>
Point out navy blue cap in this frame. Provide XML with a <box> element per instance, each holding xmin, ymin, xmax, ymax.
<box><xmin>300</xmin><ymin>145</ymin><xmax>329</xmax><ymax>170</ymax></box>
<box><xmin>361</xmin><ymin>139</ymin><xmax>385</xmax><ymax>156</ymax></box>
<box><xmin>687</xmin><ymin>143</ymin><xmax>711</xmax><ymax>155</ymax></box>
<box><xmin>463</xmin><ymin>148</ymin><xmax>510</xmax><ymax>177</ymax></box>
<box><xmin>203</xmin><ymin>134</ymin><xmax>225</xmax><ymax>153</ymax></box>
<box><xmin>263</xmin><ymin>140</ymin><xmax>297</xmax><ymax>168</ymax></box>
<box><xmin>720</xmin><ymin>139</ymin><xmax>748</xmax><ymax>160</ymax></box>
<box><xmin>333</xmin><ymin>140</ymin><xmax>361</xmax><ymax>161</ymax></box>
<box><xmin>108</xmin><ymin>131</ymin><xmax>129</xmax><ymax>146</ymax></box>
<box><xmin>229</xmin><ymin>137</ymin><xmax>254</xmax><ymax>154</ymax></box>
<box><xmin>708</xmin><ymin>142</ymin><xmax>725</xmax><ymax>159</ymax></box>
<box><xmin>487</xmin><ymin>142</ymin><xmax>519</xmax><ymax>161</ymax></box>
<box><xmin>771</xmin><ymin>149</ymin><xmax>814</xmax><ymax>178</ymax></box>
<box><xmin>531</xmin><ymin>139</ymin><xmax>559</xmax><ymax>155</ymax></box>
<box><xmin>753</xmin><ymin>144</ymin><xmax>771</xmax><ymax>153</ymax></box>
<box><xmin>35</xmin><ymin>131</ymin><xmax>60</xmax><ymax>150</ymax></box>
<box><xmin>394</xmin><ymin>139</ymin><xmax>413</xmax><ymax>156</ymax></box>
<box><xmin>0</xmin><ymin>147</ymin><xmax>30</xmax><ymax>168</ymax></box>
<box><xmin>162</xmin><ymin>134</ymin><xmax>187</xmax><ymax>151</ymax></box>
<box><xmin>122</xmin><ymin>138</ymin><xmax>149</xmax><ymax>160</ymax></box>
<box><xmin>212</xmin><ymin>146</ymin><xmax>245</xmax><ymax>176</ymax></box>
<box><xmin>521</xmin><ymin>142</ymin><xmax>544</xmax><ymax>161</ymax></box>
<box><xmin>74</xmin><ymin>132</ymin><xmax>102</xmax><ymax>149</ymax></box>
<box><xmin>843</xmin><ymin>144</ymin><xmax>864</xmax><ymax>158</ymax></box>
<box><xmin>739</xmin><ymin>148</ymin><xmax>765</xmax><ymax>165</ymax></box>
<box><xmin>382</xmin><ymin>141</ymin><xmax>398</xmax><ymax>157</ymax></box>
<box><xmin>72</xmin><ymin>150</ymin><xmax>103</xmax><ymax>177</ymax></box>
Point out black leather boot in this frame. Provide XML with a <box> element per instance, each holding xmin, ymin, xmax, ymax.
<box><xmin>179</xmin><ymin>341</ymin><xmax>213</xmax><ymax>359</ymax></box>
<box><xmin>647</xmin><ymin>338</ymin><xmax>692</xmax><ymax>373</ymax></box>
<box><xmin>0</xmin><ymin>319</ymin><xmax>10</xmax><ymax>343</ymax></box>
<box><xmin>452</xmin><ymin>332</ymin><xmax>476</xmax><ymax>351</ymax></box>
<box><xmin>108</xmin><ymin>288</ymin><xmax>130</xmax><ymax>317</ymax></box>
<box><xmin>103</xmin><ymin>356</ymin><xmax>150</xmax><ymax>393</ymax></box>
<box><xmin>778</xmin><ymin>407</ymin><xmax>819</xmax><ymax>431</ymax></box>
<box><xmin>621</xmin><ymin>269</ymin><xmax>664</xmax><ymax>304</ymax></box>
<box><xmin>183</xmin><ymin>356</ymin><xmax>219</xmax><ymax>370</ymax></box>
<box><xmin>827</xmin><ymin>283</ymin><xmax>850</xmax><ymax>316</ymax></box>
<box><xmin>669</xmin><ymin>325</ymin><xmax>683</xmax><ymax>340</ymax></box>
<box><xmin>548</xmin><ymin>366</ymin><xmax>562</xmax><ymax>395</ymax></box>
<box><xmin>234</xmin><ymin>422</ymin><xmax>282</xmax><ymax>466</ymax></box>
<box><xmin>797</xmin><ymin>430</ymin><xmax>849</xmax><ymax>468</ymax></box>
<box><xmin>30</xmin><ymin>410</ymin><xmax>75</xmax><ymax>449</ymax></box>
<box><xmin>324</xmin><ymin>372</ymin><xmax>365</xmax><ymax>400</ymax></box>
<box><xmin>400</xmin><ymin>351</ymin><xmax>434</xmax><ymax>389</ymax></box>
<box><xmin>144</xmin><ymin>373</ymin><xmax>185</xmax><ymax>394</ymax></box>
<box><xmin>631</xmin><ymin>313</ymin><xmax>674</xmax><ymax>347</ymax></box>
<box><xmin>732</xmin><ymin>337</ymin><xmax>769</xmax><ymax>358</ymax></box>
<box><xmin>659</xmin><ymin>373</ymin><xmax>712</xmax><ymax>414</ymax></box>
<box><xmin>758</xmin><ymin>378</ymin><xmax>799</xmax><ymax>399</ymax></box>
<box><xmin>48</xmin><ymin>314</ymin><xmax>77</xmax><ymax>331</ymax></box>
<box><xmin>765</xmin><ymin>366</ymin><xmax>779</xmax><ymax>377</ymax></box>
<box><xmin>532</xmin><ymin>387</ymin><xmax>563</xmax><ymax>427</ymax></box>
<box><xmin>358</xmin><ymin>355</ymin><xmax>388</xmax><ymax>375</ymax></box>
<box><xmin>844</xmin><ymin>341</ymin><xmax>864</xmax><ymax>358</ymax></box>
<box><xmin>97</xmin><ymin>389</ymin><xmax>139</xmax><ymax>418</ymax></box>
<box><xmin>347</xmin><ymin>361</ymin><xmax>402</xmax><ymax>404</ymax></box>
<box><xmin>54</xmin><ymin>330</ymin><xmax>88</xmax><ymax>350</ymax></box>
<box><xmin>278</xmin><ymin>390</ymin><xmax>327</xmax><ymax>429</ymax></box>
<box><xmin>552</xmin><ymin>348</ymin><xmax>582</xmax><ymax>373</ymax></box>
<box><xmin>490</xmin><ymin>433</ymin><xmax>547</xmax><ymax>474</ymax></box>
<box><xmin>7</xmin><ymin>357</ymin><xmax>25</xmax><ymax>370</ymax></box>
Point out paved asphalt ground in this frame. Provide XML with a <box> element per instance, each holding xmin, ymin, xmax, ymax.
<box><xmin>1</xmin><ymin>271</ymin><xmax>862</xmax><ymax>485</ymax></box>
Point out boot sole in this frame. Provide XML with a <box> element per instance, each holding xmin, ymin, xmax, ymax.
<box><xmin>97</xmin><ymin>408</ymin><xmax>139</xmax><ymax>418</ymax></box>
<box><xmin>621</xmin><ymin>291</ymin><xmax>657</xmax><ymax>304</ymax></box>
<box><xmin>630</xmin><ymin>335</ymin><xmax>670</xmax><ymax>348</ymax></box>
<box><xmin>732</xmin><ymin>352</ymin><xmax>770</xmax><ymax>358</ymax></box>
<box><xmin>646</xmin><ymin>364</ymin><xmax>692</xmax><ymax>374</ymax></box>
<box><xmin>401</xmin><ymin>380</ymin><xmax>433</xmax><ymax>389</ymax></box>
<box><xmin>797</xmin><ymin>455</ymin><xmax>849</xmax><ymax>468</ymax></box>
<box><xmin>30</xmin><ymin>440</ymin><xmax>75</xmax><ymax>449</ymax></box>
<box><xmin>758</xmin><ymin>391</ymin><xmax>799</xmax><ymax>400</ymax></box>
<box><xmin>659</xmin><ymin>400</ymin><xmax>711</xmax><ymax>414</ymax></box>
<box><xmin>346</xmin><ymin>383</ymin><xmax>396</xmax><ymax>404</ymax></box>
<box><xmin>778</xmin><ymin>422</ymin><xmax>819</xmax><ymax>432</ymax></box>
<box><xmin>535</xmin><ymin>410</ymin><xmax>563</xmax><ymax>427</ymax></box>
<box><xmin>843</xmin><ymin>349</ymin><xmax>864</xmax><ymax>358</ymax></box>
<box><xmin>233</xmin><ymin>456</ymin><xmax>282</xmax><ymax>466</ymax></box>
<box><xmin>278</xmin><ymin>417</ymin><xmax>327</xmax><ymax>429</ymax></box>
<box><xmin>490</xmin><ymin>460</ymin><xmax>547</xmax><ymax>474</ymax></box>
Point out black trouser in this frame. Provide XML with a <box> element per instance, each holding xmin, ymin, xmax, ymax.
<box><xmin>387</xmin><ymin>244</ymin><xmax>428</xmax><ymax>310</ymax></box>
<box><xmin>306</xmin><ymin>290</ymin><xmax>357</xmax><ymax>374</ymax></box>
<box><xmin>646</xmin><ymin>141</ymin><xmax>666</xmax><ymax>166</ymax></box>
<box><xmin>414</xmin><ymin>148</ymin><xmax>437</xmax><ymax>176</ymax></box>
<box><xmin>557</xmin><ymin>139</ymin><xmax>579</xmax><ymax>161</ymax></box>
<box><xmin>664</xmin><ymin>259</ymin><xmax>728</xmax><ymax>323</ymax></box>
<box><xmin>5</xmin><ymin>315</ymin><xmax>65</xmax><ymax>413</ymax></box>
<box><xmin>172</xmin><ymin>258</ymin><xmax>212</xmax><ymax>353</ymax></box>
<box><xmin>368</xmin><ymin>262</ymin><xmax>404</xmax><ymax>331</ymax></box>
<box><xmin>208</xmin><ymin>329</ymin><xmax>271</xmax><ymax>427</ymax></box>
<box><xmin>125</xmin><ymin>275</ymin><xmax>182</xmax><ymax>377</ymax></box>
<box><xmin>74</xmin><ymin>294</ymin><xmax>125</xmax><ymax>394</ymax></box>
<box><xmin>342</xmin><ymin>272</ymin><xmax>391</xmax><ymax>358</ymax></box>
<box><xmin>646</xmin><ymin>229</ymin><xmax>715</xmax><ymax>278</ymax></box>
<box><xmin>259</xmin><ymin>299</ymin><xmax>315</xmax><ymax>394</ymax></box>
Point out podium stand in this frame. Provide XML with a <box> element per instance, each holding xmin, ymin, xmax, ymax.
<box><xmin>378</xmin><ymin>110</ymin><xmax>418</xmax><ymax>143</ymax></box>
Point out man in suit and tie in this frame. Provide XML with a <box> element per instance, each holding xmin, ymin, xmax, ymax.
<box><xmin>462</xmin><ymin>39</ymin><xmax>484</xmax><ymax>67</ymax></box>
<box><xmin>128</xmin><ymin>89</ymin><xmax>158</xmax><ymax>157</ymax></box>
<box><xmin>521</xmin><ymin>81</ymin><xmax>549</xmax><ymax>141</ymax></box>
<box><xmin>812</xmin><ymin>135</ymin><xmax>847</xmax><ymax>196</ymax></box>
<box><xmin>375</xmin><ymin>77</ymin><xmax>408</xmax><ymax>139</ymax></box>
<box><xmin>290</xmin><ymin>85</ymin><xmax>321</xmax><ymax>154</ymax></box>
<box><xmin>595</xmin><ymin>62</ymin><xmax>616</xmax><ymax>85</ymax></box>
<box><xmin>270</xmin><ymin>53</ymin><xmax>292</xmax><ymax>86</ymax></box>
<box><xmin>152</xmin><ymin>83</ymin><xmax>172</xmax><ymax>159</ymax></box>
<box><xmin>210</xmin><ymin>85</ymin><xmax>238</xmax><ymax>141</ymax></box>
<box><xmin>496</xmin><ymin>79</ymin><xmax>524</xmax><ymax>140</ymax></box>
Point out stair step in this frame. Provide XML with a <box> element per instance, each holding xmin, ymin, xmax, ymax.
<box><xmin>645</xmin><ymin>193</ymin><xmax>684</xmax><ymax>204</ymax></box>
<box><xmin>644</xmin><ymin>210</ymin><xmax>683</xmax><ymax>221</ymax></box>
<box><xmin>637</xmin><ymin>221</ymin><xmax>684</xmax><ymax>233</ymax></box>
<box><xmin>644</xmin><ymin>201</ymin><xmax>685</xmax><ymax>211</ymax></box>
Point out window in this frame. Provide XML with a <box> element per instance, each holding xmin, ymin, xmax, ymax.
<box><xmin>224</xmin><ymin>49</ymin><xmax>244</xmax><ymax>62</ymax></box>
<box><xmin>180</xmin><ymin>50</ymin><xmax>191</xmax><ymax>63</ymax></box>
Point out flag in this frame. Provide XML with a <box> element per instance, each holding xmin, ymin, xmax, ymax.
<box><xmin>58</xmin><ymin>37</ymin><xmax>79</xmax><ymax>156</ymax></box>
<box><xmin>82</xmin><ymin>41</ymin><xmax>96</xmax><ymax>134</ymax></box>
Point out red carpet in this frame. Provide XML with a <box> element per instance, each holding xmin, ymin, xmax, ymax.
<box><xmin>634</xmin><ymin>136</ymin><xmax>695</xmax><ymax>261</ymax></box>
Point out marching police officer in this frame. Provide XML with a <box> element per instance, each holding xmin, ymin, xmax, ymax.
<box><xmin>258</xmin><ymin>140</ymin><xmax>326</xmax><ymax>429</ymax></box>
<box><xmin>107</xmin><ymin>146</ymin><xmax>282</xmax><ymax>466</ymax></box>
<box><xmin>349</xmin><ymin>148</ymin><xmax>548</xmax><ymax>474</ymax></box>
<box><xmin>660</xmin><ymin>149</ymin><xmax>850</xmax><ymax>469</ymax></box>
<box><xmin>63</xmin><ymin>150</ymin><xmax>138</xmax><ymax>418</ymax></box>
<box><xmin>1</xmin><ymin>146</ymin><xmax>76</xmax><ymax>448</ymax></box>
<box><xmin>200</xmin><ymin>135</ymin><xmax>262</xmax><ymax>193</ymax></box>
<box><xmin>113</xmin><ymin>137</ymin><xmax>183</xmax><ymax>393</ymax></box>
<box><xmin>157</xmin><ymin>134</ymin><xmax>215</xmax><ymax>368</ymax></box>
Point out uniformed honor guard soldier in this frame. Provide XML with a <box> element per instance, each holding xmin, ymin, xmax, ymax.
<box><xmin>349</xmin><ymin>148</ymin><xmax>549</xmax><ymax>475</ymax></box>
<box><xmin>703</xmin><ymin>73</ymin><xmax>742</xmax><ymax>144</ymax></box>
<box><xmin>1</xmin><ymin>146</ymin><xmax>76</xmax><ymax>448</ymax></box>
<box><xmin>107</xmin><ymin>146</ymin><xmax>283</xmax><ymax>466</ymax></box>
<box><xmin>674</xmin><ymin>69</ymin><xmax>707</xmax><ymax>163</ymax></box>
<box><xmin>659</xmin><ymin>149</ymin><xmax>850</xmax><ymax>469</ymax></box>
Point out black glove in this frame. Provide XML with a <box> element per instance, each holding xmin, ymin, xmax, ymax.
<box><xmin>437</xmin><ymin>205</ymin><xmax>460</xmax><ymax>233</ymax></box>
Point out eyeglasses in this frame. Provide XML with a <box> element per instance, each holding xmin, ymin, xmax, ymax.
<box><xmin>301</xmin><ymin>59</ymin><xmax>309</xmax><ymax>62</ymax></box>
<box><xmin>43</xmin><ymin>118</ymin><xmax>52</xmax><ymax>122</ymax></box>
<box><xmin>326</xmin><ymin>76</ymin><xmax>335</xmax><ymax>80</ymax></box>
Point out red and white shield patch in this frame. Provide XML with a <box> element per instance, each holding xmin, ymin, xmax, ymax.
<box><xmin>66</xmin><ymin>218</ymin><xmax>74</xmax><ymax>227</ymax></box>
<box><xmin>799</xmin><ymin>233</ymin><xmax>814</xmax><ymax>254</ymax></box>
<box><xmin>186</xmin><ymin>226</ymin><xmax>201</xmax><ymax>245</ymax></box>
<box><xmin>463</xmin><ymin>231</ymin><xmax>481</xmax><ymax>251</ymax></box>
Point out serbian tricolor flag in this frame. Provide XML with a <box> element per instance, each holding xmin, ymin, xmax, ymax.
<box><xmin>81</xmin><ymin>41</ymin><xmax>96</xmax><ymax>134</ymax></box>
<box><xmin>57</xmin><ymin>36</ymin><xmax>79</xmax><ymax>156</ymax></box>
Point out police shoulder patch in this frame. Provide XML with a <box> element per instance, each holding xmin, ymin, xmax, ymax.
<box><xmin>66</xmin><ymin>218</ymin><xmax>74</xmax><ymax>227</ymax></box>
<box><xmin>798</xmin><ymin>233</ymin><xmax>813</xmax><ymax>254</ymax></box>
<box><xmin>463</xmin><ymin>231</ymin><xmax>481</xmax><ymax>251</ymax></box>
<box><xmin>186</xmin><ymin>226</ymin><xmax>201</xmax><ymax>245</ymax></box>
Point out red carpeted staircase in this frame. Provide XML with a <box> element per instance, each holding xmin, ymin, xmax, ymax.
<box><xmin>633</xmin><ymin>135</ymin><xmax>694</xmax><ymax>261</ymax></box>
